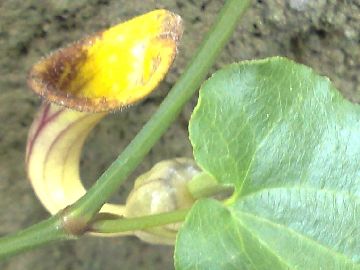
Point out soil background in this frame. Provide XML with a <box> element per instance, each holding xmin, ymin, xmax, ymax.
<box><xmin>0</xmin><ymin>0</ymin><xmax>359</xmax><ymax>269</ymax></box>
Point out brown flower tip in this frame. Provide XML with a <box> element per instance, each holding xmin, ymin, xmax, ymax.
<box><xmin>28</xmin><ymin>10</ymin><xmax>183</xmax><ymax>112</ymax></box>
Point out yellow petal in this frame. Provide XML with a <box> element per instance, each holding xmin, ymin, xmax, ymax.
<box><xmin>28</xmin><ymin>10</ymin><xmax>182</xmax><ymax>112</ymax></box>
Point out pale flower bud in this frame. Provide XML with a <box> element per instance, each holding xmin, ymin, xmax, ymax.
<box><xmin>124</xmin><ymin>158</ymin><xmax>201</xmax><ymax>244</ymax></box>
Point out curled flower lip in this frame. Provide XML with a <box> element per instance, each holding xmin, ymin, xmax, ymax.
<box><xmin>28</xmin><ymin>9</ymin><xmax>183</xmax><ymax>112</ymax></box>
<box><xmin>25</xmin><ymin>10</ymin><xmax>183</xmax><ymax>240</ymax></box>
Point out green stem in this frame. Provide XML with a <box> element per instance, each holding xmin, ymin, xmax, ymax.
<box><xmin>91</xmin><ymin>209</ymin><xmax>189</xmax><ymax>234</ymax></box>
<box><xmin>0</xmin><ymin>215</ymin><xmax>71</xmax><ymax>260</ymax></box>
<box><xmin>187</xmin><ymin>172</ymin><xmax>231</xmax><ymax>199</ymax></box>
<box><xmin>70</xmin><ymin>0</ymin><xmax>251</xmax><ymax>221</ymax></box>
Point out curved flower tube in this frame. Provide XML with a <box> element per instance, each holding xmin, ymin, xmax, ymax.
<box><xmin>25</xmin><ymin>10</ymin><xmax>186</xmax><ymax>242</ymax></box>
<box><xmin>26</xmin><ymin>103</ymin><xmax>115</xmax><ymax>214</ymax></box>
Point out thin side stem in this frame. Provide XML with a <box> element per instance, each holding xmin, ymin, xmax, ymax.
<box><xmin>70</xmin><ymin>0</ymin><xmax>251</xmax><ymax>221</ymax></box>
<box><xmin>91</xmin><ymin>209</ymin><xmax>189</xmax><ymax>234</ymax></box>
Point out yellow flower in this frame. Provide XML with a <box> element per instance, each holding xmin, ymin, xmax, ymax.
<box><xmin>26</xmin><ymin>10</ymin><xmax>183</xmax><ymax>241</ymax></box>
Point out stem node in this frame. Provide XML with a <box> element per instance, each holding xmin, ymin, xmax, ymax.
<box><xmin>60</xmin><ymin>206</ymin><xmax>88</xmax><ymax>237</ymax></box>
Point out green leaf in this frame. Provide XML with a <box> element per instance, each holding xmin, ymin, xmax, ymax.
<box><xmin>175</xmin><ymin>57</ymin><xmax>360</xmax><ymax>269</ymax></box>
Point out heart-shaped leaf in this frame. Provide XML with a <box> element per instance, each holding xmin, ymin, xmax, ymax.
<box><xmin>175</xmin><ymin>57</ymin><xmax>360</xmax><ymax>269</ymax></box>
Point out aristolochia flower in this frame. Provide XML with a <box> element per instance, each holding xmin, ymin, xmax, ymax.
<box><xmin>25</xmin><ymin>10</ymin><xmax>188</xmax><ymax>243</ymax></box>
